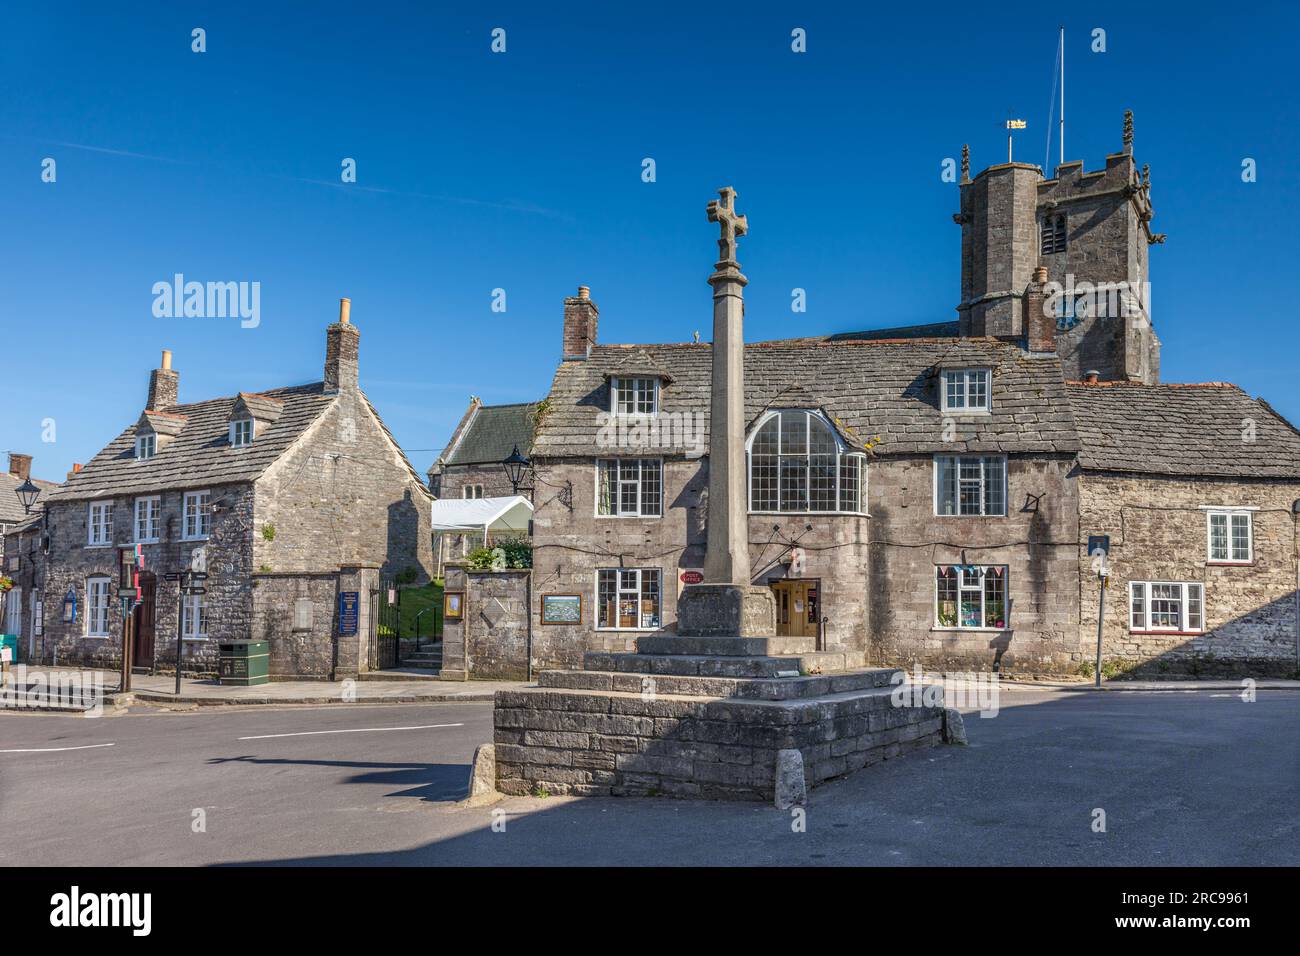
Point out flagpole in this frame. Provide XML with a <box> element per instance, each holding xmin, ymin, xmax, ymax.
<box><xmin>1059</xmin><ymin>26</ymin><xmax>1065</xmax><ymax>166</ymax></box>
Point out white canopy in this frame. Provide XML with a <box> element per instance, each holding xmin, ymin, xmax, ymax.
<box><xmin>429</xmin><ymin>495</ymin><xmax>533</xmax><ymax>543</ymax></box>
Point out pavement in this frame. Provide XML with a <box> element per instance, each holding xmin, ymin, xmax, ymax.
<box><xmin>0</xmin><ymin>665</ymin><xmax>517</xmax><ymax>707</ymax></box>
<box><xmin>1</xmin><ymin>686</ymin><xmax>1296</xmax><ymax>866</ymax></box>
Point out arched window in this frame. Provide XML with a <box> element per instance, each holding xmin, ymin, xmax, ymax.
<box><xmin>747</xmin><ymin>410</ymin><xmax>867</xmax><ymax>514</ymax></box>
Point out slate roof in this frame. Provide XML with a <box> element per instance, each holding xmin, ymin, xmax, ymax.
<box><xmin>0</xmin><ymin>472</ymin><xmax>59</xmax><ymax>525</ymax></box>
<box><xmin>1066</xmin><ymin>382</ymin><xmax>1300</xmax><ymax>479</ymax></box>
<box><xmin>442</xmin><ymin>402</ymin><xmax>540</xmax><ymax>466</ymax></box>
<box><xmin>534</xmin><ymin>337</ymin><xmax>1081</xmax><ymax>458</ymax></box>
<box><xmin>45</xmin><ymin>383</ymin><xmax>336</xmax><ymax>502</ymax></box>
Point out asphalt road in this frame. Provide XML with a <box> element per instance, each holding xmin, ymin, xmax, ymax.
<box><xmin>1</xmin><ymin>689</ymin><xmax>1296</xmax><ymax>866</ymax></box>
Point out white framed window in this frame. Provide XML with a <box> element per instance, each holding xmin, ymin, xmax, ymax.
<box><xmin>940</xmin><ymin>369</ymin><xmax>991</xmax><ymax>412</ymax></box>
<box><xmin>462</xmin><ymin>484</ymin><xmax>484</xmax><ymax>499</ymax></box>
<box><xmin>935</xmin><ymin>455</ymin><xmax>1007</xmax><ymax>516</ymax></box>
<box><xmin>183</xmin><ymin>491</ymin><xmax>210</xmax><ymax>540</ymax></box>
<box><xmin>182</xmin><ymin>593</ymin><xmax>208</xmax><ymax>640</ymax></box>
<box><xmin>86</xmin><ymin>577</ymin><xmax>111</xmax><ymax>637</ymax></box>
<box><xmin>596</xmin><ymin>459</ymin><xmax>663</xmax><ymax>517</ymax></box>
<box><xmin>935</xmin><ymin>565</ymin><xmax>1008</xmax><ymax>629</ymax></box>
<box><xmin>1207</xmin><ymin>510</ymin><xmax>1252</xmax><ymax>564</ymax></box>
<box><xmin>611</xmin><ymin>377</ymin><xmax>658</xmax><ymax>415</ymax></box>
<box><xmin>596</xmin><ymin>568</ymin><xmax>661</xmax><ymax>630</ymax></box>
<box><xmin>1129</xmin><ymin>582</ymin><xmax>1204</xmax><ymax>633</ymax></box>
<box><xmin>230</xmin><ymin>419</ymin><xmax>253</xmax><ymax>447</ymax></box>
<box><xmin>747</xmin><ymin>410</ymin><xmax>867</xmax><ymax>514</ymax></box>
<box><xmin>136</xmin><ymin>433</ymin><xmax>156</xmax><ymax>460</ymax></box>
<box><xmin>134</xmin><ymin>496</ymin><xmax>161</xmax><ymax>543</ymax></box>
<box><xmin>87</xmin><ymin>501</ymin><xmax>114</xmax><ymax>546</ymax></box>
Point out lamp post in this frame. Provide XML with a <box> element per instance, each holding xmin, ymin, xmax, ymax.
<box><xmin>501</xmin><ymin>444</ymin><xmax>530</xmax><ymax>496</ymax></box>
<box><xmin>14</xmin><ymin>478</ymin><xmax>41</xmax><ymax>514</ymax></box>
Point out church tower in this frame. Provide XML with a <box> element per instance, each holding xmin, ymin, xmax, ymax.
<box><xmin>955</xmin><ymin>111</ymin><xmax>1163</xmax><ymax>383</ymax></box>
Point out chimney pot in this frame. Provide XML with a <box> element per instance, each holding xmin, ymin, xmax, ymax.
<box><xmin>1032</xmin><ymin>265</ymin><xmax>1049</xmax><ymax>285</ymax></box>
<box><xmin>339</xmin><ymin>297</ymin><xmax>351</xmax><ymax>325</ymax></box>
<box><xmin>577</xmin><ymin>285</ymin><xmax>590</xmax><ymax>300</ymax></box>
<box><xmin>1084</xmin><ymin>370</ymin><xmax>1101</xmax><ymax>384</ymax></box>
<box><xmin>161</xmin><ymin>349</ymin><xmax>172</xmax><ymax>370</ymax></box>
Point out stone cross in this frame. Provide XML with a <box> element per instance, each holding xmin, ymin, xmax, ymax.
<box><xmin>703</xmin><ymin>187</ymin><xmax>750</xmax><ymax>586</ymax></box>
<box><xmin>707</xmin><ymin>186</ymin><xmax>748</xmax><ymax>266</ymax></box>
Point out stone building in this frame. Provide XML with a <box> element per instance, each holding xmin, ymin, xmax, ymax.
<box><xmin>35</xmin><ymin>299</ymin><xmax>433</xmax><ymax>678</ymax></box>
<box><xmin>1</xmin><ymin>453</ymin><xmax>59</xmax><ymax>661</ymax></box>
<box><xmin>1068</xmin><ymin>382</ymin><xmax>1300</xmax><ymax>676</ymax></box>
<box><xmin>428</xmin><ymin>397</ymin><xmax>539</xmax><ymax>500</ymax></box>
<box><xmin>504</xmin><ymin>112</ymin><xmax>1299</xmax><ymax>679</ymax></box>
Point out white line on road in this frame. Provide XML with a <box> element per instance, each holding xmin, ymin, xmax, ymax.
<box><xmin>237</xmin><ymin>723</ymin><xmax>464</xmax><ymax>741</ymax></box>
<box><xmin>0</xmin><ymin>742</ymin><xmax>116</xmax><ymax>754</ymax></box>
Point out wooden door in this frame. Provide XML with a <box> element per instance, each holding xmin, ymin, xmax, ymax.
<box><xmin>132</xmin><ymin>572</ymin><xmax>156</xmax><ymax>669</ymax></box>
<box><xmin>771</xmin><ymin>580</ymin><xmax>819</xmax><ymax>638</ymax></box>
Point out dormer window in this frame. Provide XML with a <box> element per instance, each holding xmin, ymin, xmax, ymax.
<box><xmin>230</xmin><ymin>419</ymin><xmax>253</xmax><ymax>447</ymax></box>
<box><xmin>611</xmin><ymin>377</ymin><xmax>658</xmax><ymax>415</ymax></box>
<box><xmin>941</xmin><ymin>369</ymin><xmax>991</xmax><ymax>413</ymax></box>
<box><xmin>136</xmin><ymin>434</ymin><xmax>156</xmax><ymax>460</ymax></box>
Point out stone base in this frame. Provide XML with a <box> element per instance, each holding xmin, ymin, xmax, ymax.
<box><xmin>492</xmin><ymin>661</ymin><xmax>946</xmax><ymax>802</ymax></box>
<box><xmin>676</xmin><ymin>584</ymin><xmax>777</xmax><ymax>637</ymax></box>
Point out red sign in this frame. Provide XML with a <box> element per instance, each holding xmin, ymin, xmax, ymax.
<box><xmin>679</xmin><ymin>570</ymin><xmax>704</xmax><ymax>585</ymax></box>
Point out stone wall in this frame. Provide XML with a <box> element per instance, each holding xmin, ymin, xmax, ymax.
<box><xmin>867</xmin><ymin>454</ymin><xmax>1081</xmax><ymax>674</ymax></box>
<box><xmin>440</xmin><ymin>565</ymin><xmax>531</xmax><ymax>680</ymax></box>
<box><xmin>529</xmin><ymin>452</ymin><xmax>1081</xmax><ymax>676</ymax></box>
<box><xmin>434</xmin><ymin>462</ymin><xmax>519</xmax><ymax>500</ymax></box>
<box><xmin>253</xmin><ymin>390</ymin><xmax>433</xmax><ymax>583</ymax></box>
<box><xmin>1078</xmin><ymin>472</ymin><xmax>1300</xmax><ymax>676</ymax></box>
<box><xmin>252</xmin><ymin>571</ymin><xmax>348</xmax><ymax>679</ymax></box>
<box><xmin>38</xmin><ymin>482</ymin><xmax>254</xmax><ymax>673</ymax></box>
<box><xmin>492</xmin><ymin>678</ymin><xmax>944</xmax><ymax>800</ymax></box>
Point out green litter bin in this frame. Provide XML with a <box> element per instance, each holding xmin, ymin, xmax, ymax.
<box><xmin>218</xmin><ymin>640</ymin><xmax>269</xmax><ymax>686</ymax></box>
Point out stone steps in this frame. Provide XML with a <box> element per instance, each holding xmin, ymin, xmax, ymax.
<box><xmin>538</xmin><ymin>667</ymin><xmax>902</xmax><ymax>701</ymax></box>
<box><xmin>583</xmin><ymin>650</ymin><xmax>866</xmax><ymax>678</ymax></box>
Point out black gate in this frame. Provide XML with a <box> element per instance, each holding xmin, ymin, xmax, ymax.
<box><xmin>369</xmin><ymin>579</ymin><xmax>401</xmax><ymax>670</ymax></box>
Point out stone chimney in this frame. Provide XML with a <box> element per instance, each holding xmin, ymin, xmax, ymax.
<box><xmin>7</xmin><ymin>453</ymin><xmax>32</xmax><ymax>481</ymax></box>
<box><xmin>146</xmin><ymin>349</ymin><xmax>179</xmax><ymax>411</ymax></box>
<box><xmin>1025</xmin><ymin>265</ymin><xmax>1056</xmax><ymax>354</ymax></box>
<box><xmin>324</xmin><ymin>297</ymin><xmax>360</xmax><ymax>393</ymax></box>
<box><xmin>562</xmin><ymin>286</ymin><xmax>599</xmax><ymax>360</ymax></box>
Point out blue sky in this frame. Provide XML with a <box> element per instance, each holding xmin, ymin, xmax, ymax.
<box><xmin>5</xmin><ymin>1</ymin><xmax>1298</xmax><ymax>483</ymax></box>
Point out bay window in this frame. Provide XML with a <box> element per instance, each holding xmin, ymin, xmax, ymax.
<box><xmin>747</xmin><ymin>409</ymin><xmax>867</xmax><ymax>514</ymax></box>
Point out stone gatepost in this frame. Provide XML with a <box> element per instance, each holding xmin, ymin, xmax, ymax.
<box><xmin>338</xmin><ymin>564</ymin><xmax>379</xmax><ymax>676</ymax></box>
<box><xmin>440</xmin><ymin>563</ymin><xmax>469</xmax><ymax>680</ymax></box>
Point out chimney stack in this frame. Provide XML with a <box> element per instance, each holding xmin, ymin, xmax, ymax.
<box><xmin>324</xmin><ymin>297</ymin><xmax>360</xmax><ymax>392</ymax></box>
<box><xmin>146</xmin><ymin>349</ymin><xmax>180</xmax><ymax>410</ymax></box>
<box><xmin>562</xmin><ymin>285</ymin><xmax>599</xmax><ymax>360</ymax></box>
<box><xmin>67</xmin><ymin>462</ymin><xmax>83</xmax><ymax>480</ymax></box>
<box><xmin>1025</xmin><ymin>265</ymin><xmax>1056</xmax><ymax>354</ymax></box>
<box><xmin>1084</xmin><ymin>370</ymin><xmax>1101</xmax><ymax>385</ymax></box>
<box><xmin>7</xmin><ymin>452</ymin><xmax>32</xmax><ymax>481</ymax></box>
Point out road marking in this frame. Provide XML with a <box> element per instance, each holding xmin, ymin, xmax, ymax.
<box><xmin>238</xmin><ymin>723</ymin><xmax>463</xmax><ymax>741</ymax></box>
<box><xmin>0</xmin><ymin>742</ymin><xmax>116</xmax><ymax>753</ymax></box>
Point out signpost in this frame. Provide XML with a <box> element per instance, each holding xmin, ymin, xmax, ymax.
<box><xmin>1091</xmin><ymin>541</ymin><xmax>1111</xmax><ymax>689</ymax></box>
<box><xmin>169</xmin><ymin>559</ymin><xmax>209</xmax><ymax>695</ymax></box>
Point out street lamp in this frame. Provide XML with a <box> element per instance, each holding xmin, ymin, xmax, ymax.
<box><xmin>14</xmin><ymin>478</ymin><xmax>41</xmax><ymax>514</ymax></box>
<box><xmin>501</xmin><ymin>445</ymin><xmax>530</xmax><ymax>495</ymax></box>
